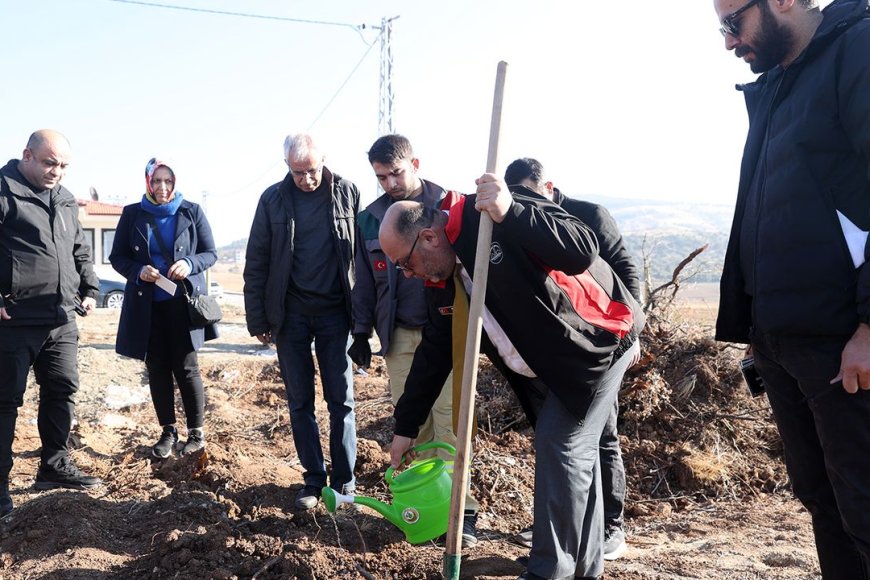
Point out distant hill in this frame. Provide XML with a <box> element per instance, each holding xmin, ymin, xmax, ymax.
<box><xmin>217</xmin><ymin>196</ymin><xmax>736</xmax><ymax>286</ymax></box>
<box><xmin>578</xmin><ymin>195</ymin><xmax>733</xmax><ymax>285</ymax></box>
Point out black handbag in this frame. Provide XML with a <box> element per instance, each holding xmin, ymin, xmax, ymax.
<box><xmin>182</xmin><ymin>281</ymin><xmax>222</xmax><ymax>327</ymax></box>
<box><xmin>145</xmin><ymin>214</ymin><xmax>222</xmax><ymax>327</ymax></box>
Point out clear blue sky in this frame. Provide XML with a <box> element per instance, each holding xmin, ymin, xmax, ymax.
<box><xmin>2</xmin><ymin>0</ymin><xmax>827</xmax><ymax>245</ymax></box>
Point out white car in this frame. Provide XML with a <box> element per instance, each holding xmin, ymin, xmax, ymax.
<box><xmin>208</xmin><ymin>281</ymin><xmax>224</xmax><ymax>299</ymax></box>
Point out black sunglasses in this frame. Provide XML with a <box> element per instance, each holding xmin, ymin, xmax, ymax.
<box><xmin>719</xmin><ymin>0</ymin><xmax>761</xmax><ymax>37</ymax></box>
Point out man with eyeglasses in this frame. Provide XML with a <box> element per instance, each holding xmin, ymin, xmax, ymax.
<box><xmin>0</xmin><ymin>130</ymin><xmax>103</xmax><ymax>516</ymax></box>
<box><xmin>244</xmin><ymin>133</ymin><xmax>360</xmax><ymax>511</ymax></box>
<box><xmin>380</xmin><ymin>175</ymin><xmax>644</xmax><ymax>580</ymax></box>
<box><xmin>349</xmin><ymin>134</ymin><xmax>480</xmax><ymax>546</ymax></box>
<box><xmin>713</xmin><ymin>0</ymin><xmax>870</xmax><ymax>576</ymax></box>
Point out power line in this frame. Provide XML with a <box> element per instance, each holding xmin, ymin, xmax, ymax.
<box><xmin>109</xmin><ymin>0</ymin><xmax>365</xmax><ymax>32</ymax></box>
<box><xmin>213</xmin><ymin>34</ymin><xmax>381</xmax><ymax>199</ymax></box>
<box><xmin>109</xmin><ymin>0</ymin><xmax>394</xmax><ymax>197</ymax></box>
<box><xmin>307</xmin><ymin>36</ymin><xmax>380</xmax><ymax>131</ymax></box>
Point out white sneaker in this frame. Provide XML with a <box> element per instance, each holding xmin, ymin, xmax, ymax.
<box><xmin>603</xmin><ymin>527</ymin><xmax>627</xmax><ymax>561</ymax></box>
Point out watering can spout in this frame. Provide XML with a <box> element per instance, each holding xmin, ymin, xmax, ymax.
<box><xmin>321</xmin><ymin>487</ymin><xmax>405</xmax><ymax>528</ymax></box>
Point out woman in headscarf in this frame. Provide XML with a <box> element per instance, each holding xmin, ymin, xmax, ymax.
<box><xmin>110</xmin><ymin>158</ymin><xmax>217</xmax><ymax>458</ymax></box>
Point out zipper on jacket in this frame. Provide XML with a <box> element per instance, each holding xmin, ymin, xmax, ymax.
<box><xmin>50</xmin><ymin>194</ymin><xmax>65</xmax><ymax>320</ymax></box>
<box><xmin>750</xmin><ymin>72</ymin><xmax>786</xmax><ymax>334</ymax></box>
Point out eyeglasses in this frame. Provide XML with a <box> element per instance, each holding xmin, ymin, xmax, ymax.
<box><xmin>719</xmin><ymin>0</ymin><xmax>761</xmax><ymax>37</ymax></box>
<box><xmin>395</xmin><ymin>230</ymin><xmax>422</xmax><ymax>272</ymax></box>
<box><xmin>288</xmin><ymin>163</ymin><xmax>323</xmax><ymax>179</ymax></box>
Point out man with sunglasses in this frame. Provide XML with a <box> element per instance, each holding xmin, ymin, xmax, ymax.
<box><xmin>349</xmin><ymin>134</ymin><xmax>480</xmax><ymax>546</ymax></box>
<box><xmin>244</xmin><ymin>133</ymin><xmax>360</xmax><ymax>512</ymax></box>
<box><xmin>380</xmin><ymin>176</ymin><xmax>644</xmax><ymax>580</ymax></box>
<box><xmin>713</xmin><ymin>0</ymin><xmax>870</xmax><ymax>576</ymax></box>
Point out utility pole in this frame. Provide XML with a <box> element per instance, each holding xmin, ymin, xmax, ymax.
<box><xmin>377</xmin><ymin>16</ymin><xmax>400</xmax><ymax>136</ymax></box>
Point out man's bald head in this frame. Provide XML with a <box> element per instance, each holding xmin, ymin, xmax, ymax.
<box><xmin>380</xmin><ymin>201</ymin><xmax>454</xmax><ymax>282</ymax></box>
<box><xmin>26</xmin><ymin>129</ymin><xmax>70</xmax><ymax>153</ymax></box>
<box><xmin>381</xmin><ymin>200</ymin><xmax>427</xmax><ymax>246</ymax></box>
<box><xmin>19</xmin><ymin>129</ymin><xmax>72</xmax><ymax>191</ymax></box>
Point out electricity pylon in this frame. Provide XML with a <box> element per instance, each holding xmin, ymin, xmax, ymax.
<box><xmin>376</xmin><ymin>16</ymin><xmax>400</xmax><ymax>136</ymax></box>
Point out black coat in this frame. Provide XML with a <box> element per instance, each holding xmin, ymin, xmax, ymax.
<box><xmin>243</xmin><ymin>168</ymin><xmax>359</xmax><ymax>336</ymax></box>
<box><xmin>110</xmin><ymin>200</ymin><xmax>218</xmax><ymax>360</ymax></box>
<box><xmin>716</xmin><ymin>0</ymin><xmax>870</xmax><ymax>343</ymax></box>
<box><xmin>527</xmin><ymin>186</ymin><xmax>641</xmax><ymax>301</ymax></box>
<box><xmin>393</xmin><ymin>192</ymin><xmax>645</xmax><ymax>437</ymax></box>
<box><xmin>0</xmin><ymin>159</ymin><xmax>99</xmax><ymax>325</ymax></box>
<box><xmin>352</xmin><ymin>179</ymin><xmax>445</xmax><ymax>354</ymax></box>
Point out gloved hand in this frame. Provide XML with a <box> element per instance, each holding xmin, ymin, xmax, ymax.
<box><xmin>347</xmin><ymin>333</ymin><xmax>372</xmax><ymax>368</ymax></box>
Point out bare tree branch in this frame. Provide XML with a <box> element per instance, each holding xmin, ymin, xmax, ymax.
<box><xmin>645</xmin><ymin>244</ymin><xmax>709</xmax><ymax>314</ymax></box>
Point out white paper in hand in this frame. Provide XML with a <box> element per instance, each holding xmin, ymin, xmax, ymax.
<box><xmin>155</xmin><ymin>274</ymin><xmax>177</xmax><ymax>296</ymax></box>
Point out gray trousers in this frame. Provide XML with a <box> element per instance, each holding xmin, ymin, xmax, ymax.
<box><xmin>528</xmin><ymin>348</ymin><xmax>633</xmax><ymax>579</ymax></box>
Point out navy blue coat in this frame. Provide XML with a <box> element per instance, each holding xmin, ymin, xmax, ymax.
<box><xmin>110</xmin><ymin>199</ymin><xmax>218</xmax><ymax>360</ymax></box>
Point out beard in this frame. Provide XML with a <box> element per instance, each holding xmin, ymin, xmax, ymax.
<box><xmin>739</xmin><ymin>4</ymin><xmax>794</xmax><ymax>73</ymax></box>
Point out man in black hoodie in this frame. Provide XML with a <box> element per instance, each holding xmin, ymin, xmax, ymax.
<box><xmin>503</xmin><ymin>158</ymin><xmax>640</xmax><ymax>566</ymax></box>
<box><xmin>0</xmin><ymin>130</ymin><xmax>103</xmax><ymax>516</ymax></box>
<box><xmin>713</xmin><ymin>0</ymin><xmax>870</xmax><ymax>576</ymax></box>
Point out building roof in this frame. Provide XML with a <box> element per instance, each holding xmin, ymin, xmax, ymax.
<box><xmin>78</xmin><ymin>200</ymin><xmax>124</xmax><ymax>216</ymax></box>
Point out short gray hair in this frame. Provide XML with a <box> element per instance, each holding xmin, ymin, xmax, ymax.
<box><xmin>283</xmin><ymin>133</ymin><xmax>320</xmax><ymax>162</ymax></box>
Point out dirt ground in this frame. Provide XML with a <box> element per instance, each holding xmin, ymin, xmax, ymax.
<box><xmin>0</xmin><ymin>304</ymin><xmax>821</xmax><ymax>579</ymax></box>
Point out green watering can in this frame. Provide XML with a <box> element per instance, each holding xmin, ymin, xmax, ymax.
<box><xmin>321</xmin><ymin>442</ymin><xmax>456</xmax><ymax>544</ymax></box>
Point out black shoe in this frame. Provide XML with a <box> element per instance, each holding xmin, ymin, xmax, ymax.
<box><xmin>461</xmin><ymin>511</ymin><xmax>478</xmax><ymax>548</ymax></box>
<box><xmin>294</xmin><ymin>485</ymin><xmax>322</xmax><ymax>510</ymax></box>
<box><xmin>180</xmin><ymin>428</ymin><xmax>205</xmax><ymax>455</ymax></box>
<box><xmin>152</xmin><ymin>426</ymin><xmax>179</xmax><ymax>459</ymax></box>
<box><xmin>0</xmin><ymin>481</ymin><xmax>12</xmax><ymax>516</ymax></box>
<box><xmin>512</xmin><ymin>525</ymin><xmax>533</xmax><ymax>548</ymax></box>
<box><xmin>35</xmin><ymin>459</ymin><xmax>102</xmax><ymax>490</ymax></box>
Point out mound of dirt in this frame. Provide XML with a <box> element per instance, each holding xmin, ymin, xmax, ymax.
<box><xmin>0</xmin><ymin>308</ymin><xmax>818</xmax><ymax>579</ymax></box>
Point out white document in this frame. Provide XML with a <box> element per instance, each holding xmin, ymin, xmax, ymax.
<box><xmin>837</xmin><ymin>210</ymin><xmax>868</xmax><ymax>268</ymax></box>
<box><xmin>155</xmin><ymin>274</ymin><xmax>177</xmax><ymax>296</ymax></box>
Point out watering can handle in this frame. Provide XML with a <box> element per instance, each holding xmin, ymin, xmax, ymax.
<box><xmin>385</xmin><ymin>441</ymin><xmax>457</xmax><ymax>485</ymax></box>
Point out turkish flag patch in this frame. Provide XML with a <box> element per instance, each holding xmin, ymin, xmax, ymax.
<box><xmin>438</xmin><ymin>306</ymin><xmax>454</xmax><ymax>316</ymax></box>
<box><xmin>374</xmin><ymin>260</ymin><xmax>387</xmax><ymax>271</ymax></box>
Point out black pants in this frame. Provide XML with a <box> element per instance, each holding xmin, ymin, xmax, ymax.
<box><xmin>146</xmin><ymin>298</ymin><xmax>204</xmax><ymax>429</ymax></box>
<box><xmin>0</xmin><ymin>321</ymin><xmax>80</xmax><ymax>478</ymax></box>
<box><xmin>753</xmin><ymin>332</ymin><xmax>870</xmax><ymax>579</ymax></box>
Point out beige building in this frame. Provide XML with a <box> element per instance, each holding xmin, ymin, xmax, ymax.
<box><xmin>78</xmin><ymin>200</ymin><xmax>123</xmax><ymax>281</ymax></box>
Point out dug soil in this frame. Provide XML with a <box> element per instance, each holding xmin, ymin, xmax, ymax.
<box><xmin>0</xmin><ymin>305</ymin><xmax>820</xmax><ymax>579</ymax></box>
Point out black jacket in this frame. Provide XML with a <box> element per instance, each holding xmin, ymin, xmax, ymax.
<box><xmin>352</xmin><ymin>179</ymin><xmax>445</xmax><ymax>354</ymax></box>
<box><xmin>717</xmin><ymin>0</ymin><xmax>870</xmax><ymax>343</ymax></box>
<box><xmin>393</xmin><ymin>192</ymin><xmax>645</xmax><ymax>437</ymax></box>
<box><xmin>518</xmin><ymin>186</ymin><xmax>641</xmax><ymax>301</ymax></box>
<box><xmin>0</xmin><ymin>159</ymin><xmax>99</xmax><ymax>325</ymax></box>
<box><xmin>243</xmin><ymin>168</ymin><xmax>359</xmax><ymax>336</ymax></box>
<box><xmin>110</xmin><ymin>200</ymin><xmax>218</xmax><ymax>360</ymax></box>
